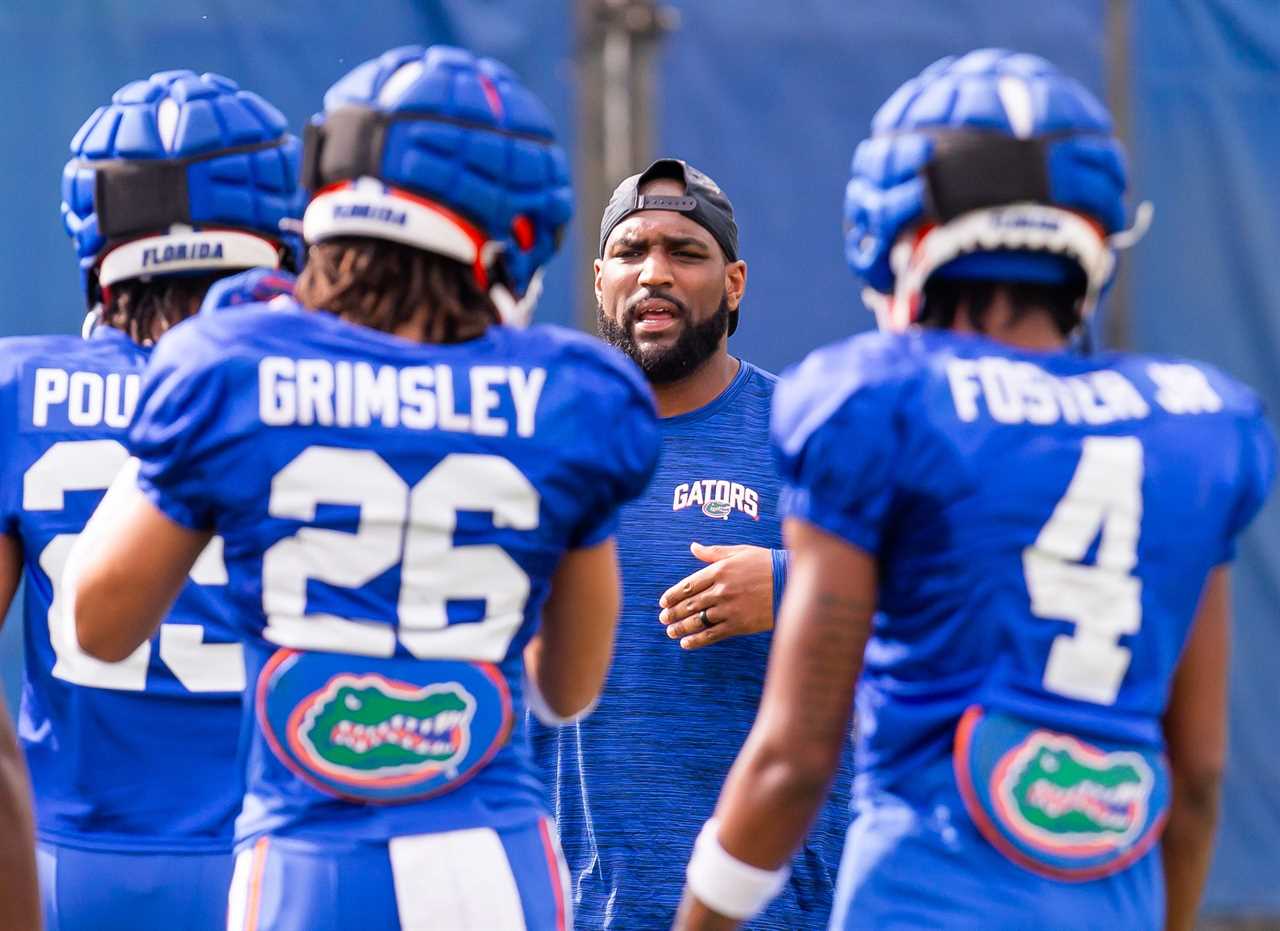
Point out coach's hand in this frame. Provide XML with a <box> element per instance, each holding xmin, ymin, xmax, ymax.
<box><xmin>658</xmin><ymin>543</ymin><xmax>774</xmax><ymax>650</ymax></box>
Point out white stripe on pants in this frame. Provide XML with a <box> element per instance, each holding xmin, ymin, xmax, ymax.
<box><xmin>390</xmin><ymin>827</ymin><xmax>528</xmax><ymax>931</ymax></box>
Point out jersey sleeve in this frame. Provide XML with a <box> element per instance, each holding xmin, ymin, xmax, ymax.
<box><xmin>566</xmin><ymin>343</ymin><xmax>661</xmax><ymax>549</ymax></box>
<box><xmin>127</xmin><ymin>320</ymin><xmax>231</xmax><ymax>531</ymax></box>
<box><xmin>1218</xmin><ymin>408</ymin><xmax>1278</xmax><ymax>563</ymax></box>
<box><xmin>198</xmin><ymin>267</ymin><xmax>295</xmax><ymax>315</ymax></box>
<box><xmin>770</xmin><ymin>336</ymin><xmax>912</xmax><ymax>555</ymax></box>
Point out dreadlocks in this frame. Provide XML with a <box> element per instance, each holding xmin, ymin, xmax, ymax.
<box><xmin>294</xmin><ymin>238</ymin><xmax>500</xmax><ymax>344</ymax></box>
<box><xmin>919</xmin><ymin>274</ymin><xmax>1087</xmax><ymax>339</ymax></box>
<box><xmin>101</xmin><ymin>272</ymin><xmax>226</xmax><ymax>345</ymax></box>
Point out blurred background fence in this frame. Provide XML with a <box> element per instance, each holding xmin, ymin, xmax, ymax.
<box><xmin>0</xmin><ymin>1</ymin><xmax>1274</xmax><ymax>922</ymax></box>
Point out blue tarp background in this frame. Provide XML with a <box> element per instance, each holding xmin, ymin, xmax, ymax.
<box><xmin>0</xmin><ymin>1</ymin><xmax>578</xmax><ymax>336</ymax></box>
<box><xmin>657</xmin><ymin>0</ymin><xmax>1106</xmax><ymax>373</ymax></box>
<box><xmin>0</xmin><ymin>0</ymin><xmax>1275</xmax><ymax>917</ymax></box>
<box><xmin>1130</xmin><ymin>0</ymin><xmax>1280</xmax><ymax>913</ymax></box>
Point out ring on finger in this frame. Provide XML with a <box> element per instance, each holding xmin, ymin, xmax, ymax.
<box><xmin>699</xmin><ymin>608</ymin><xmax>715</xmax><ymax>627</ymax></box>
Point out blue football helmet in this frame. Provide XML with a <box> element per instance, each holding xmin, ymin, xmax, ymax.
<box><xmin>844</xmin><ymin>49</ymin><xmax>1144</xmax><ymax>331</ymax></box>
<box><xmin>300</xmin><ymin>44</ymin><xmax>573</xmax><ymax>326</ymax></box>
<box><xmin>61</xmin><ymin>70</ymin><xmax>304</xmax><ymax>308</ymax></box>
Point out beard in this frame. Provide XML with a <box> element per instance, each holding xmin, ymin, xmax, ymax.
<box><xmin>597</xmin><ymin>290</ymin><xmax>730</xmax><ymax>385</ymax></box>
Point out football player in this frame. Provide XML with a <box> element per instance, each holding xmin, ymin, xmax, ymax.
<box><xmin>0</xmin><ymin>70</ymin><xmax>302</xmax><ymax>930</ymax></box>
<box><xmin>70</xmin><ymin>45</ymin><xmax>660</xmax><ymax>931</ymax></box>
<box><xmin>674</xmin><ymin>49</ymin><xmax>1275</xmax><ymax>930</ymax></box>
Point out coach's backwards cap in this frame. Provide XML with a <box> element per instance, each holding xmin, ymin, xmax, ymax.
<box><xmin>599</xmin><ymin>158</ymin><xmax>740</xmax><ymax>332</ymax></box>
<box><xmin>599</xmin><ymin>158</ymin><xmax>738</xmax><ymax>260</ymax></box>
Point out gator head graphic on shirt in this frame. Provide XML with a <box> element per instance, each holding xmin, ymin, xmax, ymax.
<box><xmin>258</xmin><ymin>650</ymin><xmax>514</xmax><ymax>804</ymax></box>
<box><xmin>293</xmin><ymin>677</ymin><xmax>475</xmax><ymax>783</ymax></box>
<box><xmin>954</xmin><ymin>707</ymin><xmax>1169</xmax><ymax>881</ymax></box>
<box><xmin>995</xmin><ymin>735</ymin><xmax>1154</xmax><ymax>852</ymax></box>
<box><xmin>701</xmin><ymin>499</ymin><xmax>732</xmax><ymax>520</ymax></box>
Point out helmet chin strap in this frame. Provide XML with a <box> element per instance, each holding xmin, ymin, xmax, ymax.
<box><xmin>1111</xmin><ymin>200</ymin><xmax>1155</xmax><ymax>250</ymax></box>
<box><xmin>81</xmin><ymin>304</ymin><xmax>104</xmax><ymax>340</ymax></box>
<box><xmin>490</xmin><ymin>267</ymin><xmax>544</xmax><ymax>328</ymax></box>
<box><xmin>861</xmin><ymin>288</ymin><xmax>894</xmax><ymax>333</ymax></box>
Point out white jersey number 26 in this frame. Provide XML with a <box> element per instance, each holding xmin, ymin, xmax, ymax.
<box><xmin>1023</xmin><ymin>436</ymin><xmax>1144</xmax><ymax>706</ymax></box>
<box><xmin>261</xmin><ymin>447</ymin><xmax>537</xmax><ymax>662</ymax></box>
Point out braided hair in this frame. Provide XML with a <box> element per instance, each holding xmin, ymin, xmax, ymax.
<box><xmin>919</xmin><ymin>275</ymin><xmax>1086</xmax><ymax>339</ymax></box>
<box><xmin>101</xmin><ymin>272</ymin><xmax>226</xmax><ymax>344</ymax></box>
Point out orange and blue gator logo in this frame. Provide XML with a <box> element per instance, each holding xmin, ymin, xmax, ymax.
<box><xmin>954</xmin><ymin>706</ymin><xmax>1169</xmax><ymax>881</ymax></box>
<box><xmin>291</xmin><ymin>676</ymin><xmax>475</xmax><ymax>788</ymax></box>
<box><xmin>258</xmin><ymin>650</ymin><xmax>513</xmax><ymax>804</ymax></box>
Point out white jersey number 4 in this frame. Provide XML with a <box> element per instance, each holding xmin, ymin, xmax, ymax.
<box><xmin>1023</xmin><ymin>436</ymin><xmax>1143</xmax><ymax>706</ymax></box>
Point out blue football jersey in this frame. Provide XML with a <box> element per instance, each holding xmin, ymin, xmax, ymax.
<box><xmin>0</xmin><ymin>326</ymin><xmax>245</xmax><ymax>852</ymax></box>
<box><xmin>773</xmin><ymin>329</ymin><xmax>1276</xmax><ymax>808</ymax></box>
<box><xmin>126</xmin><ymin>301</ymin><xmax>660</xmax><ymax>846</ymax></box>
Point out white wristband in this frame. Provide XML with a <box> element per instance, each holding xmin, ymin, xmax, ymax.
<box><xmin>522</xmin><ymin>670</ymin><xmax>599</xmax><ymax>726</ymax></box>
<box><xmin>685</xmin><ymin>818</ymin><xmax>790</xmax><ymax>921</ymax></box>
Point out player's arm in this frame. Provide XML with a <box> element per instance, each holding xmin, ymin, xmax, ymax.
<box><xmin>0</xmin><ymin>694</ymin><xmax>39</xmax><ymax>931</ymax></box>
<box><xmin>1161</xmin><ymin>565</ymin><xmax>1230</xmax><ymax>931</ymax></box>
<box><xmin>72</xmin><ymin>482</ymin><xmax>210</xmax><ymax>663</ymax></box>
<box><xmin>0</xmin><ymin>535</ymin><xmax>39</xmax><ymax>928</ymax></box>
<box><xmin>524</xmin><ymin>537</ymin><xmax>622</xmax><ymax>721</ymax></box>
<box><xmin>70</xmin><ymin>319</ymin><xmax>230</xmax><ymax>664</ymax></box>
<box><xmin>0</xmin><ymin>532</ymin><xmax>22</xmax><ymax>628</ymax></box>
<box><xmin>674</xmin><ymin>517</ymin><xmax>873</xmax><ymax>930</ymax></box>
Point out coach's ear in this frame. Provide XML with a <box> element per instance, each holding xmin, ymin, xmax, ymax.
<box><xmin>725</xmin><ymin>259</ymin><xmax>747</xmax><ymax>310</ymax></box>
<box><xmin>593</xmin><ymin>258</ymin><xmax>606</xmax><ymax>309</ymax></box>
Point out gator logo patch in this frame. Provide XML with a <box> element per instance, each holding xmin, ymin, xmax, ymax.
<box><xmin>258</xmin><ymin>650</ymin><xmax>513</xmax><ymax>804</ymax></box>
<box><xmin>290</xmin><ymin>676</ymin><xmax>475</xmax><ymax>787</ymax></box>
<box><xmin>993</xmin><ymin>732</ymin><xmax>1153</xmax><ymax>854</ymax></box>
<box><xmin>702</xmin><ymin>499</ymin><xmax>732</xmax><ymax>520</ymax></box>
<box><xmin>954</xmin><ymin>706</ymin><xmax>1170</xmax><ymax>881</ymax></box>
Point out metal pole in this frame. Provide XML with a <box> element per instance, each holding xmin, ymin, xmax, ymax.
<box><xmin>1104</xmin><ymin>0</ymin><xmax>1133</xmax><ymax>350</ymax></box>
<box><xmin>602</xmin><ymin>24</ymin><xmax>634</xmax><ymax>187</ymax></box>
<box><xmin>573</xmin><ymin>0</ymin><xmax>677</xmax><ymax>331</ymax></box>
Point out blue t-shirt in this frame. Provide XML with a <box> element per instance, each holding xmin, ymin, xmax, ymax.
<box><xmin>534</xmin><ymin>360</ymin><xmax>852</xmax><ymax>930</ymax></box>
<box><xmin>773</xmin><ymin>329</ymin><xmax>1276</xmax><ymax>809</ymax></box>
<box><xmin>127</xmin><ymin>301</ymin><xmax>660</xmax><ymax>846</ymax></box>
<box><xmin>0</xmin><ymin>326</ymin><xmax>243</xmax><ymax>853</ymax></box>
